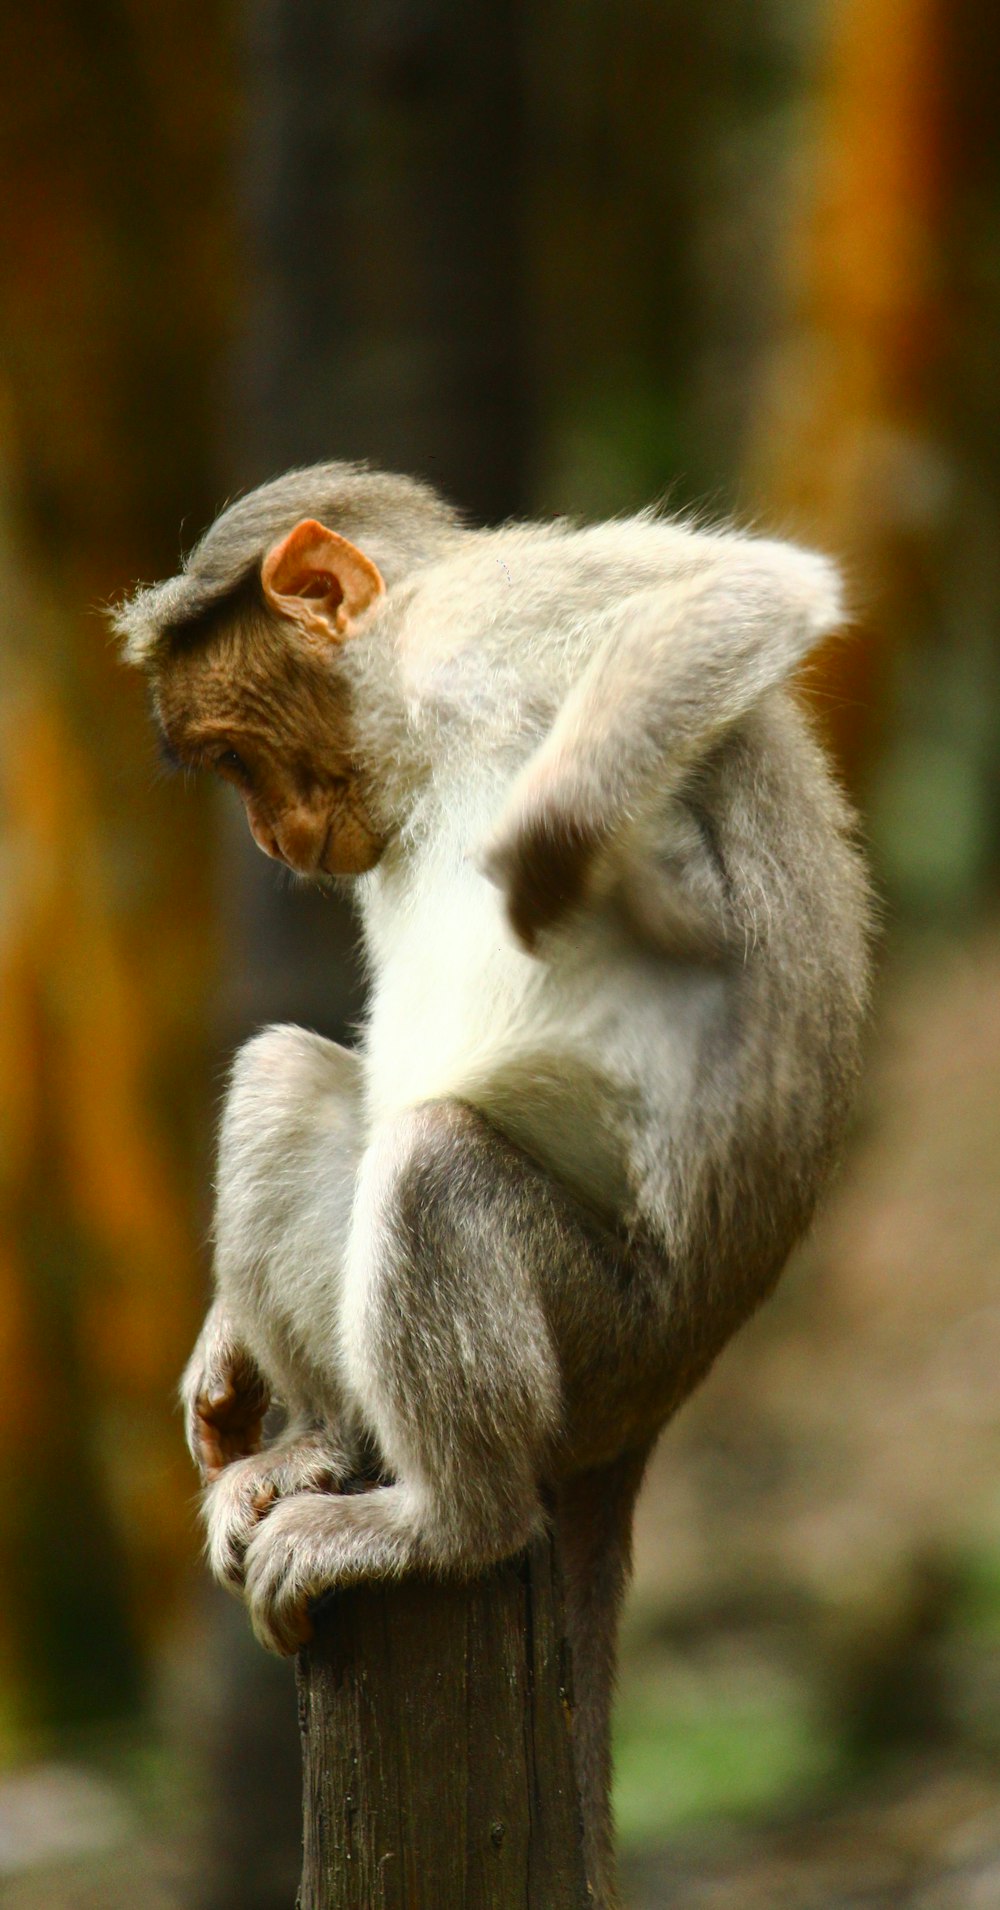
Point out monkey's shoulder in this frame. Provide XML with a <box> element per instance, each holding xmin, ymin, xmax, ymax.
<box><xmin>394</xmin><ymin>514</ymin><xmax>740</xmax><ymax>701</ymax></box>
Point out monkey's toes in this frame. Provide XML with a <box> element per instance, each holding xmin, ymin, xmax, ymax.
<box><xmin>243</xmin><ymin>1500</ymin><xmax>328</xmax><ymax>1655</ymax></box>
<box><xmin>254</xmin><ymin>1586</ymin><xmax>314</xmax><ymax>1657</ymax></box>
<box><xmin>204</xmin><ymin>1464</ymin><xmax>284</xmax><ymax>1591</ymax></box>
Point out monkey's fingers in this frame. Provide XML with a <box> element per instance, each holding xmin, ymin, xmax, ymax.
<box><xmin>196</xmin><ymin>1409</ymin><xmax>265</xmax><ymax>1482</ymax></box>
<box><xmin>195</xmin><ymin>1363</ymin><xmax>271</xmax><ymax>1480</ymax></box>
<box><xmin>481</xmin><ymin>806</ymin><xmax>607</xmax><ymax>952</ymax></box>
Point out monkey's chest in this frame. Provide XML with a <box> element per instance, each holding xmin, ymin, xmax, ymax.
<box><xmin>361</xmin><ymin>883</ymin><xmax>636</xmax><ymax>1220</ymax></box>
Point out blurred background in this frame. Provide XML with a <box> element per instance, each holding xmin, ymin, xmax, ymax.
<box><xmin>1</xmin><ymin>0</ymin><xmax>999</xmax><ymax>1904</ymax></box>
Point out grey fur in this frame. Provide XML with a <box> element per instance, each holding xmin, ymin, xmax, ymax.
<box><xmin>113</xmin><ymin>461</ymin><xmax>460</xmax><ymax>663</ymax></box>
<box><xmin>122</xmin><ymin>462</ymin><xmax>873</xmax><ymax>1910</ymax></box>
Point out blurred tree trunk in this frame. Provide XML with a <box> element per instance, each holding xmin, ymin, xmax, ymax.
<box><xmin>196</xmin><ymin>6</ymin><xmax>539</xmax><ymax>1907</ymax></box>
<box><xmin>747</xmin><ymin>0</ymin><xmax>947</xmax><ymax>788</ymax></box>
<box><xmin>212</xmin><ymin>0</ymin><xmax>535</xmax><ymax>1049</ymax></box>
<box><xmin>525</xmin><ymin>3</ymin><xmax>813</xmax><ymax>521</ymax></box>
<box><xmin>749</xmin><ymin>0</ymin><xmax>1000</xmax><ymax>908</ymax></box>
<box><xmin>232</xmin><ymin>0</ymin><xmax>532</xmax><ymax>518</ymax></box>
<box><xmin>0</xmin><ymin>0</ymin><xmax>236</xmax><ymax>1727</ymax></box>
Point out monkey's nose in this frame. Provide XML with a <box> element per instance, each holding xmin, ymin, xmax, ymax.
<box><xmin>248</xmin><ymin>813</ymin><xmax>287</xmax><ymax>865</ymax></box>
<box><xmin>273</xmin><ymin>812</ymin><xmax>329</xmax><ymax>875</ymax></box>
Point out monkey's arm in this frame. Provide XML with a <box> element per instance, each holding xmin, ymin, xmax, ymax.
<box><xmin>481</xmin><ymin>540</ymin><xmax>842</xmax><ymax>947</ymax></box>
<box><xmin>188</xmin><ymin>1027</ymin><xmax>367</xmax><ymax>1568</ymax></box>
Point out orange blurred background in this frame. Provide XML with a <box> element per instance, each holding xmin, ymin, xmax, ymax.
<box><xmin>1</xmin><ymin>2</ymin><xmax>999</xmax><ymax>1904</ymax></box>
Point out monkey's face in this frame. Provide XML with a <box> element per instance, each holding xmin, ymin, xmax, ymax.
<box><xmin>153</xmin><ymin>516</ymin><xmax>390</xmax><ymax>879</ymax></box>
<box><xmin>154</xmin><ymin>607</ymin><xmax>387</xmax><ymax>880</ymax></box>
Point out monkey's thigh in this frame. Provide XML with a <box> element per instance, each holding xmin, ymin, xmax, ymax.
<box><xmin>342</xmin><ymin>1100</ymin><xmax>568</xmax><ymax>1552</ymax></box>
<box><xmin>215</xmin><ymin>1025</ymin><xmax>364</xmax><ymax>1406</ymax></box>
<box><xmin>344</xmin><ymin>1099</ymin><xmax>673</xmax><ymax>1512</ymax></box>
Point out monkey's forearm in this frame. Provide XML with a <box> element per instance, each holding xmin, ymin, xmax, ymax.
<box><xmin>540</xmin><ymin>543</ymin><xmax>838</xmax><ymax>807</ymax></box>
<box><xmin>218</xmin><ymin>1025</ymin><xmax>362</xmax><ymax>1212</ymax></box>
<box><xmin>191</xmin><ymin>1023</ymin><xmax>369</xmax><ymax>1547</ymax></box>
<box><xmin>213</xmin><ymin>1026</ymin><xmax>363</xmax><ymax>1400</ymax></box>
<box><xmin>482</xmin><ymin>545</ymin><xmax>839</xmax><ymax>944</ymax></box>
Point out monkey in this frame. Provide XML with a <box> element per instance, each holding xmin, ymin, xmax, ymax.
<box><xmin>115</xmin><ymin>462</ymin><xmax>871</xmax><ymax>1907</ymax></box>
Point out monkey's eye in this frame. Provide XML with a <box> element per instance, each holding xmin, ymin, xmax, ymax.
<box><xmin>216</xmin><ymin>748</ymin><xmax>250</xmax><ymax>783</ymax></box>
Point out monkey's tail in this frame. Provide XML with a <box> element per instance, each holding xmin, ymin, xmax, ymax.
<box><xmin>552</xmin><ymin>1443</ymin><xmax>653</xmax><ymax>1909</ymax></box>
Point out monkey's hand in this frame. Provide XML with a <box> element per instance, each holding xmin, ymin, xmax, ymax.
<box><xmin>181</xmin><ymin>1303</ymin><xmax>271</xmax><ymax>1484</ymax></box>
<box><xmin>479</xmin><ymin>771</ymin><xmax>611</xmax><ymax>953</ymax></box>
<box><xmin>203</xmin><ymin>1429</ymin><xmax>355</xmax><ymax>1596</ymax></box>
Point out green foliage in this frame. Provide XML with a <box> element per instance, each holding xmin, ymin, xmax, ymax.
<box><xmin>950</xmin><ymin>1540</ymin><xmax>1000</xmax><ymax>1641</ymax></box>
<box><xmin>613</xmin><ymin>1647</ymin><xmax>842</xmax><ymax>1844</ymax></box>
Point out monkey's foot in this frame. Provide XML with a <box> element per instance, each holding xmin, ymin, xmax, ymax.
<box><xmin>242</xmin><ymin>1484</ymin><xmax>424</xmax><ymax>1655</ymax></box>
<box><xmin>204</xmin><ymin>1433</ymin><xmax>354</xmax><ymax>1593</ymax></box>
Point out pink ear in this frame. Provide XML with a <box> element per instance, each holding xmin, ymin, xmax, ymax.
<box><xmin>261</xmin><ymin>519</ymin><xmax>385</xmax><ymax>639</ymax></box>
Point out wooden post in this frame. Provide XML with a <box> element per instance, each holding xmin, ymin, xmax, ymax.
<box><xmin>297</xmin><ymin>1530</ymin><xmax>590</xmax><ymax>1909</ymax></box>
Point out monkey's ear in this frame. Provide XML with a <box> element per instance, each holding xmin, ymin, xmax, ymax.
<box><xmin>261</xmin><ymin>519</ymin><xmax>385</xmax><ymax>641</ymax></box>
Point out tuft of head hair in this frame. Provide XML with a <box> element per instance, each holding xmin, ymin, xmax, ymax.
<box><xmin>112</xmin><ymin>461</ymin><xmax>460</xmax><ymax>668</ymax></box>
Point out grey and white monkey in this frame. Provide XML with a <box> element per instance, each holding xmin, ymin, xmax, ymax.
<box><xmin>116</xmin><ymin>464</ymin><xmax>871</xmax><ymax>1906</ymax></box>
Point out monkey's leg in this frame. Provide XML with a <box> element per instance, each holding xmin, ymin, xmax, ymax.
<box><xmin>241</xmin><ymin>1101</ymin><xmax>562</xmax><ymax>1651</ymax></box>
<box><xmin>203</xmin><ymin>1025</ymin><xmax>369</xmax><ymax>1584</ymax></box>
<box><xmin>240</xmin><ymin>1097</ymin><xmax>684</xmax><ymax>1651</ymax></box>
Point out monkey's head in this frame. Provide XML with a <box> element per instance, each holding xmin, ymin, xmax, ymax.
<box><xmin>114</xmin><ymin>463</ymin><xmax>459</xmax><ymax>878</ymax></box>
<box><xmin>150</xmin><ymin>517</ymin><xmax>389</xmax><ymax>879</ymax></box>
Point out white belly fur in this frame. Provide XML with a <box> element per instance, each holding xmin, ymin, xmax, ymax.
<box><xmin>361</xmin><ymin>855</ymin><xmax>710</xmax><ymax>1221</ymax></box>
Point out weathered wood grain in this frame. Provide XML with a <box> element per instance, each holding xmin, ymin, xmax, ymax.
<box><xmin>297</xmin><ymin>1532</ymin><xmax>590</xmax><ymax>1909</ymax></box>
